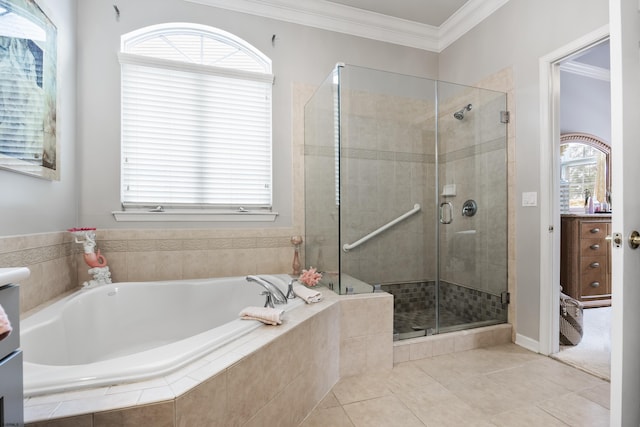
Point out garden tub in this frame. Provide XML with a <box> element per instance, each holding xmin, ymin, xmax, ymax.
<box><xmin>21</xmin><ymin>274</ymin><xmax>302</xmax><ymax>396</ymax></box>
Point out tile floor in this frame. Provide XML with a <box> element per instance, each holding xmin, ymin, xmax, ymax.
<box><xmin>300</xmin><ymin>343</ymin><xmax>610</xmax><ymax>427</ymax></box>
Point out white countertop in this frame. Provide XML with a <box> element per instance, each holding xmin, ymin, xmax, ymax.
<box><xmin>0</xmin><ymin>267</ymin><xmax>31</xmax><ymax>286</ymax></box>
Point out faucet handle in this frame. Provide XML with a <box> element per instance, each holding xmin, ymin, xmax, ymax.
<box><xmin>261</xmin><ymin>291</ymin><xmax>275</xmax><ymax>308</ymax></box>
<box><xmin>286</xmin><ymin>278</ymin><xmax>297</xmax><ymax>299</ymax></box>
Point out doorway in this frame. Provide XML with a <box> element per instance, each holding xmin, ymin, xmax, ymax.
<box><xmin>553</xmin><ymin>40</ymin><xmax>612</xmax><ymax>380</ymax></box>
<box><xmin>537</xmin><ymin>27</ymin><xmax>612</xmax><ymax>381</ymax></box>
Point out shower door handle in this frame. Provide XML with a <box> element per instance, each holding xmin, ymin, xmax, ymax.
<box><xmin>440</xmin><ymin>202</ymin><xmax>453</xmax><ymax>224</ymax></box>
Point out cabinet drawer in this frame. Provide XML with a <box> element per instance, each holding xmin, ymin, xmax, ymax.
<box><xmin>580</xmin><ymin>256</ymin><xmax>607</xmax><ymax>273</ymax></box>
<box><xmin>581</xmin><ymin>269</ymin><xmax>608</xmax><ymax>297</ymax></box>
<box><xmin>580</xmin><ymin>223</ymin><xmax>608</xmax><ymax>239</ymax></box>
<box><xmin>579</xmin><ymin>238</ymin><xmax>607</xmax><ymax>255</ymax></box>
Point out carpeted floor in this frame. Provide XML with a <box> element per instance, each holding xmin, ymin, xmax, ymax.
<box><xmin>553</xmin><ymin>306</ymin><xmax>611</xmax><ymax>381</ymax></box>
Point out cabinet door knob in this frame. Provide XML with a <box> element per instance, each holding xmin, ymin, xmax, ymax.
<box><xmin>590</xmin><ymin>281</ymin><xmax>601</xmax><ymax>288</ymax></box>
<box><xmin>590</xmin><ymin>228</ymin><xmax>600</xmax><ymax>234</ymax></box>
<box><xmin>590</xmin><ymin>262</ymin><xmax>600</xmax><ymax>268</ymax></box>
<box><xmin>590</xmin><ymin>244</ymin><xmax>600</xmax><ymax>250</ymax></box>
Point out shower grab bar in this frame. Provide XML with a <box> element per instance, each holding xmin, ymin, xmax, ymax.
<box><xmin>342</xmin><ymin>204</ymin><xmax>421</xmax><ymax>252</ymax></box>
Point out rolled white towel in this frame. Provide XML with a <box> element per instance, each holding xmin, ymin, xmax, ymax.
<box><xmin>293</xmin><ymin>284</ymin><xmax>322</xmax><ymax>303</ymax></box>
<box><xmin>239</xmin><ymin>306</ymin><xmax>285</xmax><ymax>325</ymax></box>
<box><xmin>0</xmin><ymin>304</ymin><xmax>12</xmax><ymax>341</ymax></box>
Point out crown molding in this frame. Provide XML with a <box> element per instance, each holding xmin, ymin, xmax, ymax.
<box><xmin>560</xmin><ymin>61</ymin><xmax>610</xmax><ymax>81</ymax></box>
<box><xmin>438</xmin><ymin>0</ymin><xmax>512</xmax><ymax>51</ymax></box>
<box><xmin>184</xmin><ymin>0</ymin><xmax>512</xmax><ymax>52</ymax></box>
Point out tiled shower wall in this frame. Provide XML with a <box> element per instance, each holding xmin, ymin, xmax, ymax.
<box><xmin>305</xmin><ymin>68</ymin><xmax>514</xmax><ymax>298</ymax></box>
<box><xmin>303</xmin><ymin>67</ymin><xmax>516</xmax><ymax>336</ymax></box>
<box><xmin>437</xmin><ymin>85</ymin><xmax>509</xmax><ymax>298</ymax></box>
<box><xmin>304</xmin><ymin>73</ymin><xmax>438</xmax><ymax>285</ymax></box>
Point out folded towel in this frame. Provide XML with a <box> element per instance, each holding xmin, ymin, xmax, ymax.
<box><xmin>0</xmin><ymin>304</ymin><xmax>12</xmax><ymax>341</ymax></box>
<box><xmin>293</xmin><ymin>284</ymin><xmax>322</xmax><ymax>303</ymax></box>
<box><xmin>239</xmin><ymin>306</ymin><xmax>285</xmax><ymax>325</ymax></box>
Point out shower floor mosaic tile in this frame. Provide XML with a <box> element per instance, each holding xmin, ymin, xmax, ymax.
<box><xmin>381</xmin><ymin>281</ymin><xmax>508</xmax><ymax>337</ymax></box>
<box><xmin>300</xmin><ymin>343</ymin><xmax>610</xmax><ymax>427</ymax></box>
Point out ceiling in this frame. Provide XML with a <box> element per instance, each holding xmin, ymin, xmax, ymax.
<box><xmin>326</xmin><ymin>0</ymin><xmax>470</xmax><ymax>27</ymax></box>
<box><xmin>185</xmin><ymin>0</ymin><xmax>511</xmax><ymax>52</ymax></box>
<box><xmin>559</xmin><ymin>40</ymin><xmax>610</xmax><ymax>83</ymax></box>
<box><xmin>572</xmin><ymin>41</ymin><xmax>610</xmax><ymax>70</ymax></box>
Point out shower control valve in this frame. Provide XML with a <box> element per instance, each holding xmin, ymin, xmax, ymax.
<box><xmin>461</xmin><ymin>200</ymin><xmax>478</xmax><ymax>217</ymax></box>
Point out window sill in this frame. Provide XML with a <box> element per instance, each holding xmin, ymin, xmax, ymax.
<box><xmin>112</xmin><ymin>210</ymin><xmax>278</xmax><ymax>222</ymax></box>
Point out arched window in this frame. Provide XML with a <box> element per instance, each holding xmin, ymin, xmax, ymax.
<box><xmin>560</xmin><ymin>133</ymin><xmax>610</xmax><ymax>213</ymax></box>
<box><xmin>119</xmin><ymin>23</ymin><xmax>273</xmax><ymax>211</ymax></box>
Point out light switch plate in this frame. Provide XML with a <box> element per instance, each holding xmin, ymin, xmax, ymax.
<box><xmin>522</xmin><ymin>192</ymin><xmax>537</xmax><ymax>207</ymax></box>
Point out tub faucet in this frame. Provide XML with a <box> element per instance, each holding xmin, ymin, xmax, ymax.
<box><xmin>286</xmin><ymin>278</ymin><xmax>297</xmax><ymax>299</ymax></box>
<box><xmin>246</xmin><ymin>276</ymin><xmax>288</xmax><ymax>307</ymax></box>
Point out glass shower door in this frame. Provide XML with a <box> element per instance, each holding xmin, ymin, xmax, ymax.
<box><xmin>435</xmin><ymin>81</ymin><xmax>509</xmax><ymax>333</ymax></box>
<box><xmin>336</xmin><ymin>65</ymin><xmax>439</xmax><ymax>337</ymax></box>
<box><xmin>304</xmin><ymin>64</ymin><xmax>509</xmax><ymax>339</ymax></box>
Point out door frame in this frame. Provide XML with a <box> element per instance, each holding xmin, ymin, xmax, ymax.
<box><xmin>538</xmin><ymin>25</ymin><xmax>610</xmax><ymax>356</ymax></box>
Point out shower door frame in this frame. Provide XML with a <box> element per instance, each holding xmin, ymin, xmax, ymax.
<box><xmin>433</xmin><ymin>80</ymin><xmax>509</xmax><ymax>335</ymax></box>
<box><xmin>305</xmin><ymin>64</ymin><xmax>509</xmax><ymax>337</ymax></box>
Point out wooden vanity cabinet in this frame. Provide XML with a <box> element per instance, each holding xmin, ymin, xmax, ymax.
<box><xmin>560</xmin><ymin>214</ymin><xmax>611</xmax><ymax>307</ymax></box>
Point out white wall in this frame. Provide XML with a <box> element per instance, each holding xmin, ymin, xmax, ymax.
<box><xmin>75</xmin><ymin>0</ymin><xmax>439</xmax><ymax>229</ymax></box>
<box><xmin>561</xmin><ymin>71</ymin><xmax>611</xmax><ymax>142</ymax></box>
<box><xmin>438</xmin><ymin>0</ymin><xmax>609</xmax><ymax>342</ymax></box>
<box><xmin>0</xmin><ymin>0</ymin><xmax>77</xmax><ymax>236</ymax></box>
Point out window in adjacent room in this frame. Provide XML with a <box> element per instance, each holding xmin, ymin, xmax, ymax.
<box><xmin>118</xmin><ymin>23</ymin><xmax>273</xmax><ymax>214</ymax></box>
<box><xmin>559</xmin><ymin>133</ymin><xmax>610</xmax><ymax>213</ymax></box>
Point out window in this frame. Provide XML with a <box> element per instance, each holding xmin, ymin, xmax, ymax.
<box><xmin>559</xmin><ymin>133</ymin><xmax>610</xmax><ymax>213</ymax></box>
<box><xmin>118</xmin><ymin>23</ymin><xmax>273</xmax><ymax>217</ymax></box>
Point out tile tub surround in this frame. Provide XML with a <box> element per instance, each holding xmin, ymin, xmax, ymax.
<box><xmin>0</xmin><ymin>229</ymin><xmax>305</xmax><ymax>315</ymax></box>
<box><xmin>0</xmin><ymin>232</ymin><xmax>77</xmax><ymax>314</ymax></box>
<box><xmin>24</xmin><ymin>290</ymin><xmax>394</xmax><ymax>426</ymax></box>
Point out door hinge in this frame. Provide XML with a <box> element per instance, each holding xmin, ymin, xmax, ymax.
<box><xmin>500</xmin><ymin>111</ymin><xmax>510</xmax><ymax>124</ymax></box>
<box><xmin>501</xmin><ymin>291</ymin><xmax>510</xmax><ymax>305</ymax></box>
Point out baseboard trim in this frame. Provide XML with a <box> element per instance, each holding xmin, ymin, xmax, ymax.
<box><xmin>515</xmin><ymin>333</ymin><xmax>540</xmax><ymax>353</ymax></box>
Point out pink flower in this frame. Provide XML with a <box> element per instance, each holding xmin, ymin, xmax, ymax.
<box><xmin>299</xmin><ymin>267</ymin><xmax>322</xmax><ymax>287</ymax></box>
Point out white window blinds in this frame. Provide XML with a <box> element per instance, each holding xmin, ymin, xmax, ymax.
<box><xmin>119</xmin><ymin>24</ymin><xmax>273</xmax><ymax>209</ymax></box>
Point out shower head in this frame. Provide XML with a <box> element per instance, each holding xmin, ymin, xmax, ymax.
<box><xmin>453</xmin><ymin>104</ymin><xmax>472</xmax><ymax>120</ymax></box>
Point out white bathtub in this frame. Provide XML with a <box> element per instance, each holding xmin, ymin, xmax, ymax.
<box><xmin>21</xmin><ymin>274</ymin><xmax>302</xmax><ymax>396</ymax></box>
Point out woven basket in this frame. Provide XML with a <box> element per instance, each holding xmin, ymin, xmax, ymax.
<box><xmin>560</xmin><ymin>292</ymin><xmax>584</xmax><ymax>346</ymax></box>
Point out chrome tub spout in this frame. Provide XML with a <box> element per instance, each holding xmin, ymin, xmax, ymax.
<box><xmin>246</xmin><ymin>275</ymin><xmax>288</xmax><ymax>307</ymax></box>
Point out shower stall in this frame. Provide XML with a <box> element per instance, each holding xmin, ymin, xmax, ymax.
<box><xmin>304</xmin><ymin>64</ymin><xmax>508</xmax><ymax>339</ymax></box>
